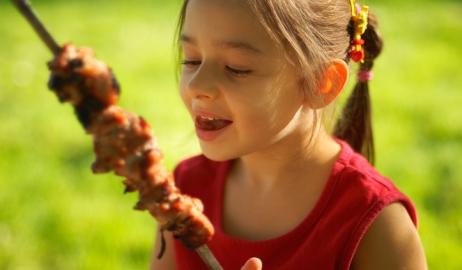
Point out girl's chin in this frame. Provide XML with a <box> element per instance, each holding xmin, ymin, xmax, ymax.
<box><xmin>200</xmin><ymin>145</ymin><xmax>236</xmax><ymax>162</ymax></box>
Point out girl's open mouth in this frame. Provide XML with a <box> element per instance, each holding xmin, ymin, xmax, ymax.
<box><xmin>195</xmin><ymin>115</ymin><xmax>233</xmax><ymax>141</ymax></box>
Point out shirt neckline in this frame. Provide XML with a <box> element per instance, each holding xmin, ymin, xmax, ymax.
<box><xmin>214</xmin><ymin>138</ymin><xmax>353</xmax><ymax>246</ymax></box>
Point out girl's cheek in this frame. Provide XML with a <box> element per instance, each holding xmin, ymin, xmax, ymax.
<box><xmin>178</xmin><ymin>78</ymin><xmax>191</xmax><ymax>108</ymax></box>
<box><xmin>179</xmin><ymin>71</ymin><xmax>191</xmax><ymax>93</ymax></box>
<box><xmin>229</xmin><ymin>81</ymin><xmax>271</xmax><ymax>107</ymax></box>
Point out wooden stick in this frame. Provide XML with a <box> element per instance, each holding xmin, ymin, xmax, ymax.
<box><xmin>11</xmin><ymin>1</ymin><xmax>223</xmax><ymax>269</ymax></box>
<box><xmin>196</xmin><ymin>245</ymin><xmax>224</xmax><ymax>270</ymax></box>
<box><xmin>11</xmin><ymin>0</ymin><xmax>60</xmax><ymax>55</ymax></box>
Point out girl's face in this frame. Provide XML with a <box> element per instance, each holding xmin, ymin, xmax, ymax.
<box><xmin>179</xmin><ymin>0</ymin><xmax>308</xmax><ymax>161</ymax></box>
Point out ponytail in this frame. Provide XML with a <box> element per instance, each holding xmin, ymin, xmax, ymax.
<box><xmin>334</xmin><ymin>11</ymin><xmax>383</xmax><ymax>165</ymax></box>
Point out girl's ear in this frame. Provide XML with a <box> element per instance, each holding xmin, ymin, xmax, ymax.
<box><xmin>311</xmin><ymin>60</ymin><xmax>349</xmax><ymax>108</ymax></box>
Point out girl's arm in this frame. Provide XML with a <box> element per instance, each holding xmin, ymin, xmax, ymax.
<box><xmin>150</xmin><ymin>230</ymin><xmax>177</xmax><ymax>270</ymax></box>
<box><xmin>351</xmin><ymin>203</ymin><xmax>428</xmax><ymax>270</ymax></box>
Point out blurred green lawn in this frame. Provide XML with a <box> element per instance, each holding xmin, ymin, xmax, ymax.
<box><xmin>0</xmin><ymin>0</ymin><xmax>461</xmax><ymax>269</ymax></box>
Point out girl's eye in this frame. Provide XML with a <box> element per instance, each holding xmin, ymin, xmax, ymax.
<box><xmin>226</xmin><ymin>66</ymin><xmax>252</xmax><ymax>77</ymax></box>
<box><xmin>181</xmin><ymin>60</ymin><xmax>201</xmax><ymax>67</ymax></box>
<box><xmin>181</xmin><ymin>60</ymin><xmax>252</xmax><ymax>77</ymax></box>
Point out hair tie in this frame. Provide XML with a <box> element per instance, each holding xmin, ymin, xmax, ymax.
<box><xmin>349</xmin><ymin>0</ymin><xmax>369</xmax><ymax>63</ymax></box>
<box><xmin>357</xmin><ymin>70</ymin><xmax>373</xmax><ymax>82</ymax></box>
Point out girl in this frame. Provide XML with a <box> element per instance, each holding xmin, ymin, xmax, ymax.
<box><xmin>151</xmin><ymin>0</ymin><xmax>427</xmax><ymax>269</ymax></box>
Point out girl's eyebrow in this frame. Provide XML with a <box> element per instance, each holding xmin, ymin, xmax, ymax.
<box><xmin>180</xmin><ymin>34</ymin><xmax>263</xmax><ymax>55</ymax></box>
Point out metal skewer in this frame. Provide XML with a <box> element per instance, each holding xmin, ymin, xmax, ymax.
<box><xmin>11</xmin><ymin>0</ymin><xmax>61</xmax><ymax>55</ymax></box>
<box><xmin>11</xmin><ymin>1</ymin><xmax>223</xmax><ymax>269</ymax></box>
<box><xmin>197</xmin><ymin>245</ymin><xmax>223</xmax><ymax>270</ymax></box>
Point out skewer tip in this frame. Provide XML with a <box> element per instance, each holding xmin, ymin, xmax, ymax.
<box><xmin>11</xmin><ymin>0</ymin><xmax>61</xmax><ymax>55</ymax></box>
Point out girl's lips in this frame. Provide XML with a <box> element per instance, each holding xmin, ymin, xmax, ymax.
<box><xmin>193</xmin><ymin>110</ymin><xmax>233</xmax><ymax>141</ymax></box>
<box><xmin>195</xmin><ymin>125</ymin><xmax>232</xmax><ymax>141</ymax></box>
<box><xmin>195</xmin><ymin>115</ymin><xmax>232</xmax><ymax>130</ymax></box>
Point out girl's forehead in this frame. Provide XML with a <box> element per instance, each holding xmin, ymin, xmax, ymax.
<box><xmin>183</xmin><ymin>0</ymin><xmax>277</xmax><ymax>54</ymax></box>
<box><xmin>186</xmin><ymin>0</ymin><xmax>251</xmax><ymax>16</ymax></box>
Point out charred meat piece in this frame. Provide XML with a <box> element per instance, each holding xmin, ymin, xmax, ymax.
<box><xmin>48</xmin><ymin>44</ymin><xmax>120</xmax><ymax>127</ymax></box>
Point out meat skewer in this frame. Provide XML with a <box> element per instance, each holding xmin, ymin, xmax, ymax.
<box><xmin>11</xmin><ymin>1</ymin><xmax>222</xmax><ymax>269</ymax></box>
<box><xmin>12</xmin><ymin>0</ymin><xmax>60</xmax><ymax>54</ymax></box>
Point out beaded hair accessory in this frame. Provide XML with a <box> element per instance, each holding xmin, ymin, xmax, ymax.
<box><xmin>357</xmin><ymin>70</ymin><xmax>373</xmax><ymax>82</ymax></box>
<box><xmin>349</xmin><ymin>0</ymin><xmax>369</xmax><ymax>63</ymax></box>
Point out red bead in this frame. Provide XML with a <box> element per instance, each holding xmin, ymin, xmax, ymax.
<box><xmin>349</xmin><ymin>48</ymin><xmax>364</xmax><ymax>62</ymax></box>
<box><xmin>353</xmin><ymin>39</ymin><xmax>365</xmax><ymax>46</ymax></box>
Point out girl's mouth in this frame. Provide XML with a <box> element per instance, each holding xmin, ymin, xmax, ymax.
<box><xmin>195</xmin><ymin>115</ymin><xmax>233</xmax><ymax>141</ymax></box>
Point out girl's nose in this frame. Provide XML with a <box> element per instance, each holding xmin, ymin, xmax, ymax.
<box><xmin>187</xmin><ymin>63</ymin><xmax>219</xmax><ymax>100</ymax></box>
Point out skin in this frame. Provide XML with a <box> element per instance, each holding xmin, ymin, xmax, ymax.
<box><xmin>151</xmin><ymin>0</ymin><xmax>427</xmax><ymax>269</ymax></box>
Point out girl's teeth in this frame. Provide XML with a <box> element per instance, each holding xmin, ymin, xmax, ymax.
<box><xmin>196</xmin><ymin>115</ymin><xmax>232</xmax><ymax>131</ymax></box>
<box><xmin>200</xmin><ymin>116</ymin><xmax>219</xmax><ymax>121</ymax></box>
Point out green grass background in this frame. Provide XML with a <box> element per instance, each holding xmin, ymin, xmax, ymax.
<box><xmin>0</xmin><ymin>0</ymin><xmax>461</xmax><ymax>269</ymax></box>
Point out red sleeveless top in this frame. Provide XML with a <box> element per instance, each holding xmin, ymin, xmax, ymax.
<box><xmin>172</xmin><ymin>139</ymin><xmax>417</xmax><ymax>270</ymax></box>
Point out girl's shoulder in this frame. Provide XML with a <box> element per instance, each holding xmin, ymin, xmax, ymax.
<box><xmin>331</xmin><ymin>140</ymin><xmax>420</xmax><ymax>268</ymax></box>
<box><xmin>334</xmin><ymin>139</ymin><xmax>413</xmax><ymax>209</ymax></box>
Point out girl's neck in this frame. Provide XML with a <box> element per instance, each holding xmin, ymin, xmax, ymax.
<box><xmin>231</xmin><ymin>127</ymin><xmax>342</xmax><ymax>191</ymax></box>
